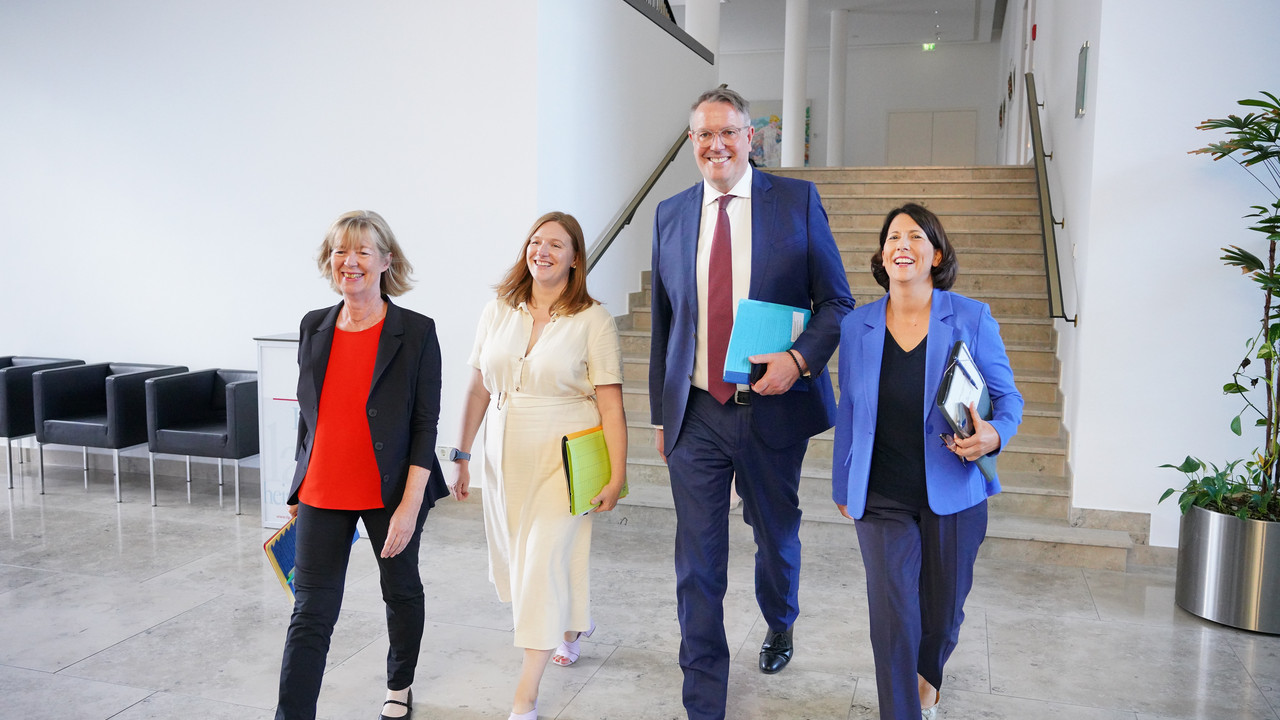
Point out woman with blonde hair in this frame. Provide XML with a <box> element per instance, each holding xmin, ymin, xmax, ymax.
<box><xmin>447</xmin><ymin>211</ymin><xmax>626</xmax><ymax>720</ymax></box>
<box><xmin>276</xmin><ymin>210</ymin><xmax>448</xmax><ymax>720</ymax></box>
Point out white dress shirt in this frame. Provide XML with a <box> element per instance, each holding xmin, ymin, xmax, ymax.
<box><xmin>692</xmin><ymin>167</ymin><xmax>754</xmax><ymax>393</ymax></box>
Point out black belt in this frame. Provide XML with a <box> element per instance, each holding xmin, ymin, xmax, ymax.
<box><xmin>732</xmin><ymin>389</ymin><xmax>751</xmax><ymax>406</ymax></box>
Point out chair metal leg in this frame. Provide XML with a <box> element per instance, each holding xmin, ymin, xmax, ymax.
<box><xmin>217</xmin><ymin>459</ymin><xmax>224</xmax><ymax>507</ymax></box>
<box><xmin>234</xmin><ymin>458</ymin><xmax>241</xmax><ymax>515</ymax></box>
<box><xmin>5</xmin><ymin>438</ymin><xmax>11</xmax><ymax>489</ymax></box>
<box><xmin>149</xmin><ymin>452</ymin><xmax>157</xmax><ymax>507</ymax></box>
<box><xmin>38</xmin><ymin>444</ymin><xmax>44</xmax><ymax>494</ymax></box>
<box><xmin>83</xmin><ymin>447</ymin><xmax>89</xmax><ymax>490</ymax></box>
<box><xmin>113</xmin><ymin>449</ymin><xmax>121</xmax><ymax>503</ymax></box>
<box><xmin>185</xmin><ymin>456</ymin><xmax>192</xmax><ymax>503</ymax></box>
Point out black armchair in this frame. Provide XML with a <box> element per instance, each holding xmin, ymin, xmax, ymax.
<box><xmin>1</xmin><ymin>356</ymin><xmax>84</xmax><ymax>486</ymax></box>
<box><xmin>33</xmin><ymin>362</ymin><xmax>187</xmax><ymax>500</ymax></box>
<box><xmin>146</xmin><ymin>369</ymin><xmax>259</xmax><ymax>514</ymax></box>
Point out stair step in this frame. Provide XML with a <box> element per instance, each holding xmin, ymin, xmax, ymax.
<box><xmin>770</xmin><ymin>166</ymin><xmax>1037</xmax><ymax>182</ymax></box>
<box><xmin>830</xmin><ymin>211</ymin><xmax>1043</xmax><ymax>232</ymax></box>
<box><xmin>841</xmin><ymin>247</ymin><xmax>1049</xmax><ymax>271</ymax></box>
<box><xmin>822</xmin><ymin>195</ymin><xmax>1040</xmax><ymax>213</ymax></box>
<box><xmin>607</xmin><ymin>484</ymin><xmax>1128</xmax><ymax>571</ymax></box>
<box><xmin>621</xmin><ymin>417</ymin><xmax>1067</xmax><ymax>476</ymax></box>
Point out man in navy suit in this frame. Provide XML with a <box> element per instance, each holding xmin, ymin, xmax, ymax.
<box><xmin>649</xmin><ymin>87</ymin><xmax>855</xmax><ymax>720</ymax></box>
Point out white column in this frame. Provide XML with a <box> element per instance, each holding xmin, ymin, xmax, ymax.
<box><xmin>825</xmin><ymin>9</ymin><xmax>848</xmax><ymax>167</ymax></box>
<box><xmin>781</xmin><ymin>0</ymin><xmax>809</xmax><ymax>167</ymax></box>
<box><xmin>683</xmin><ymin>0</ymin><xmax>721</xmax><ymax>60</ymax></box>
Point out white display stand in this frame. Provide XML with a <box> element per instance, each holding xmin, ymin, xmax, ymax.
<box><xmin>255</xmin><ymin>333</ymin><xmax>301</xmax><ymax>529</ymax></box>
<box><xmin>255</xmin><ymin>332</ymin><xmax>368</xmax><ymax>539</ymax></box>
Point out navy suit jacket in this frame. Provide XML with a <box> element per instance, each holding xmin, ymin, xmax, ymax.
<box><xmin>649</xmin><ymin>170</ymin><xmax>855</xmax><ymax>454</ymax></box>
<box><xmin>832</xmin><ymin>289</ymin><xmax>1024</xmax><ymax>518</ymax></box>
<box><xmin>290</xmin><ymin>298</ymin><xmax>449</xmax><ymax>520</ymax></box>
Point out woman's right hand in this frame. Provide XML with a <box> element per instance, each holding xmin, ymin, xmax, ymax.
<box><xmin>450</xmin><ymin>460</ymin><xmax>471</xmax><ymax>501</ymax></box>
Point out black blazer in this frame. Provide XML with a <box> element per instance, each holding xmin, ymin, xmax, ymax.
<box><xmin>290</xmin><ymin>297</ymin><xmax>449</xmax><ymax>520</ymax></box>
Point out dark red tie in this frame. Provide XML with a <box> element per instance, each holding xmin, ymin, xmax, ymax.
<box><xmin>707</xmin><ymin>194</ymin><xmax>736</xmax><ymax>404</ymax></box>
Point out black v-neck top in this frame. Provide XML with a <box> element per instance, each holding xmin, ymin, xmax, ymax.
<box><xmin>867</xmin><ymin>331</ymin><xmax>929</xmax><ymax>509</ymax></box>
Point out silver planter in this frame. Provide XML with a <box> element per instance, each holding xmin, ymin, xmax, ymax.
<box><xmin>1175</xmin><ymin>504</ymin><xmax>1280</xmax><ymax>634</ymax></box>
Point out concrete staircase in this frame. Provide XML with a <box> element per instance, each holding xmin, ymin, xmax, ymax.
<box><xmin>608</xmin><ymin>166</ymin><xmax>1135</xmax><ymax>571</ymax></box>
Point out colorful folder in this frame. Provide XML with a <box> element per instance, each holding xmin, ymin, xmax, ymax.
<box><xmin>562</xmin><ymin>425</ymin><xmax>628</xmax><ymax>516</ymax></box>
<box><xmin>264</xmin><ymin>516</ymin><xmax>360</xmax><ymax>596</ymax></box>
<box><xmin>722</xmin><ymin>299</ymin><xmax>811</xmax><ymax>384</ymax></box>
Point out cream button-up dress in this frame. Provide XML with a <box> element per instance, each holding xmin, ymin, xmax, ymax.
<box><xmin>468</xmin><ymin>298</ymin><xmax>623</xmax><ymax>649</ymax></box>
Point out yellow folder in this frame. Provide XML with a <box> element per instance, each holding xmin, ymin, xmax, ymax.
<box><xmin>561</xmin><ymin>425</ymin><xmax>627</xmax><ymax>515</ymax></box>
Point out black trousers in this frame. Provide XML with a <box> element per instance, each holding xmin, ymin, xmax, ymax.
<box><xmin>275</xmin><ymin>502</ymin><xmax>428</xmax><ymax>720</ymax></box>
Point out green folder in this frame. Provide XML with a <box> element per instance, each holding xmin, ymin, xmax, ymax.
<box><xmin>561</xmin><ymin>425</ymin><xmax>627</xmax><ymax>515</ymax></box>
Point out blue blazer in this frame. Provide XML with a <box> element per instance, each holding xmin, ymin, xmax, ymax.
<box><xmin>832</xmin><ymin>289</ymin><xmax>1024</xmax><ymax>518</ymax></box>
<box><xmin>290</xmin><ymin>298</ymin><xmax>450</xmax><ymax>520</ymax></box>
<box><xmin>649</xmin><ymin>170</ymin><xmax>855</xmax><ymax>453</ymax></box>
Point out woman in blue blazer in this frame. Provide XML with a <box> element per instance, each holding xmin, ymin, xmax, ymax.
<box><xmin>832</xmin><ymin>204</ymin><xmax>1023</xmax><ymax>720</ymax></box>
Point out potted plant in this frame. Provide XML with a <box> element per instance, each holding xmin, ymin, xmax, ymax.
<box><xmin>1161</xmin><ymin>91</ymin><xmax>1280</xmax><ymax>634</ymax></box>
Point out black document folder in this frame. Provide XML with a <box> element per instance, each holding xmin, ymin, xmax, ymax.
<box><xmin>934</xmin><ymin>340</ymin><xmax>997</xmax><ymax>481</ymax></box>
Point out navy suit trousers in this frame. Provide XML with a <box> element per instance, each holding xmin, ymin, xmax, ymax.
<box><xmin>668</xmin><ymin>388</ymin><xmax>807</xmax><ymax>720</ymax></box>
<box><xmin>854</xmin><ymin>491</ymin><xmax>986</xmax><ymax>720</ymax></box>
<box><xmin>276</xmin><ymin>502</ymin><xmax>427</xmax><ymax>720</ymax></box>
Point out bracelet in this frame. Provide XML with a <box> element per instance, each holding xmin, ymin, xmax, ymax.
<box><xmin>786</xmin><ymin>349</ymin><xmax>808</xmax><ymax>378</ymax></box>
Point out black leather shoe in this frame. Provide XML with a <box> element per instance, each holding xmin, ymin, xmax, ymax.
<box><xmin>759</xmin><ymin>627</ymin><xmax>793</xmax><ymax>674</ymax></box>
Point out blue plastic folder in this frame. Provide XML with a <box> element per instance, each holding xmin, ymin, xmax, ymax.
<box><xmin>264</xmin><ymin>516</ymin><xmax>360</xmax><ymax>596</ymax></box>
<box><xmin>722</xmin><ymin>299</ymin><xmax>811</xmax><ymax>384</ymax></box>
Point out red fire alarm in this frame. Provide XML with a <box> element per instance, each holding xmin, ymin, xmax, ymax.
<box><xmin>1032</xmin><ymin>24</ymin><xmax>1037</xmax><ymax>40</ymax></box>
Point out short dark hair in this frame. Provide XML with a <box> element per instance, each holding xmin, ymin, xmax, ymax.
<box><xmin>869</xmin><ymin>203</ymin><xmax>958</xmax><ymax>291</ymax></box>
<box><xmin>690</xmin><ymin>87</ymin><xmax>751</xmax><ymax>126</ymax></box>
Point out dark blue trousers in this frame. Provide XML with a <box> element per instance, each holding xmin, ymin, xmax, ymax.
<box><xmin>275</xmin><ymin>503</ymin><xmax>428</xmax><ymax>720</ymax></box>
<box><xmin>668</xmin><ymin>388</ymin><xmax>807</xmax><ymax>720</ymax></box>
<box><xmin>855</xmin><ymin>491</ymin><xmax>986</xmax><ymax>720</ymax></box>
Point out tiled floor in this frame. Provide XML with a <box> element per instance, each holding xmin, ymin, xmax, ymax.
<box><xmin>1</xmin><ymin>453</ymin><xmax>1277</xmax><ymax>720</ymax></box>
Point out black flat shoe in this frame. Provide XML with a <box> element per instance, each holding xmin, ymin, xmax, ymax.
<box><xmin>380</xmin><ymin>688</ymin><xmax>412</xmax><ymax>720</ymax></box>
<box><xmin>759</xmin><ymin>627</ymin><xmax>793</xmax><ymax>674</ymax></box>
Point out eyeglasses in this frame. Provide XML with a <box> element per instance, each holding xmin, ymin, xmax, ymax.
<box><xmin>691</xmin><ymin>126</ymin><xmax>749</xmax><ymax>147</ymax></box>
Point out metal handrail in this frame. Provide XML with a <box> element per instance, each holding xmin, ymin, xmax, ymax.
<box><xmin>585</xmin><ymin>125</ymin><xmax>689</xmax><ymax>272</ymax></box>
<box><xmin>1024</xmin><ymin>72</ymin><xmax>1078</xmax><ymax>325</ymax></box>
<box><xmin>585</xmin><ymin>82</ymin><xmax>730</xmax><ymax>272</ymax></box>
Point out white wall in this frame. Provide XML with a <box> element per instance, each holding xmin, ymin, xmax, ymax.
<box><xmin>1025</xmin><ymin>0</ymin><xmax>1280</xmax><ymax>546</ymax></box>
<box><xmin>0</xmin><ymin>0</ymin><xmax>708</xmax><ymax>472</ymax></box>
<box><xmin>720</xmin><ymin>42</ymin><xmax>1000</xmax><ymax>167</ymax></box>
<box><xmin>1</xmin><ymin>1</ymin><xmax>538</xmax><ymax>441</ymax></box>
<box><xmin>537</xmin><ymin>0</ymin><xmax>714</xmax><ymax>315</ymax></box>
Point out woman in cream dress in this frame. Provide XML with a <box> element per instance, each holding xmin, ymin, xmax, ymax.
<box><xmin>449</xmin><ymin>211</ymin><xmax>627</xmax><ymax>720</ymax></box>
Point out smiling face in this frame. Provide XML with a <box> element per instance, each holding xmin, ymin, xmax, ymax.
<box><xmin>881</xmin><ymin>212</ymin><xmax>942</xmax><ymax>289</ymax></box>
<box><xmin>525</xmin><ymin>220</ymin><xmax>576</xmax><ymax>293</ymax></box>
<box><xmin>690</xmin><ymin>100</ymin><xmax>754</xmax><ymax>193</ymax></box>
<box><xmin>329</xmin><ymin>230</ymin><xmax>391</xmax><ymax>303</ymax></box>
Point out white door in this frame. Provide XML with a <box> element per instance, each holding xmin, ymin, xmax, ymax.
<box><xmin>886</xmin><ymin>109</ymin><xmax>978</xmax><ymax>165</ymax></box>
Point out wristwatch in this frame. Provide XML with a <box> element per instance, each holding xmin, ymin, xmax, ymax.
<box><xmin>436</xmin><ymin>446</ymin><xmax>471</xmax><ymax>462</ymax></box>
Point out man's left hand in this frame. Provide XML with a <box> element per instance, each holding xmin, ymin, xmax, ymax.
<box><xmin>747</xmin><ymin>350</ymin><xmax>804</xmax><ymax>396</ymax></box>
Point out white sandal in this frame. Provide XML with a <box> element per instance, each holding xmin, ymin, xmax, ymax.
<box><xmin>551</xmin><ymin>621</ymin><xmax>596</xmax><ymax>666</ymax></box>
<box><xmin>921</xmin><ymin>690</ymin><xmax>941</xmax><ymax>720</ymax></box>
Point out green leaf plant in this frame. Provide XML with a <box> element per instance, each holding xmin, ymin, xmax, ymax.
<box><xmin>1164</xmin><ymin>92</ymin><xmax>1280</xmax><ymax>523</ymax></box>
